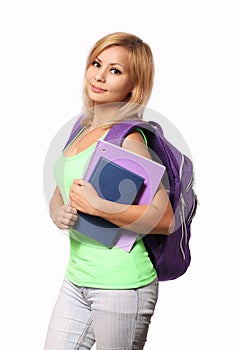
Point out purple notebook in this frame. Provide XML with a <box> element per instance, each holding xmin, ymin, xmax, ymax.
<box><xmin>84</xmin><ymin>140</ymin><xmax>166</xmax><ymax>251</ymax></box>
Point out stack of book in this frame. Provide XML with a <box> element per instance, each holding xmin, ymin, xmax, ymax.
<box><xmin>73</xmin><ymin>140</ymin><xmax>165</xmax><ymax>251</ymax></box>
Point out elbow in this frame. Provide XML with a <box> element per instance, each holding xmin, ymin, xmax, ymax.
<box><xmin>164</xmin><ymin>204</ymin><xmax>175</xmax><ymax>235</ymax></box>
<box><xmin>166</xmin><ymin>214</ymin><xmax>175</xmax><ymax>235</ymax></box>
<box><xmin>160</xmin><ymin>212</ymin><xmax>175</xmax><ymax>236</ymax></box>
<box><xmin>152</xmin><ymin>203</ymin><xmax>175</xmax><ymax>236</ymax></box>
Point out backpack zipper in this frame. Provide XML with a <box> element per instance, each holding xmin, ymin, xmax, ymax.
<box><xmin>179</xmin><ymin>211</ymin><xmax>186</xmax><ymax>261</ymax></box>
<box><xmin>179</xmin><ymin>154</ymin><xmax>184</xmax><ymax>181</ymax></box>
<box><xmin>179</xmin><ymin>156</ymin><xmax>189</xmax><ymax>260</ymax></box>
<box><xmin>187</xmin><ymin>195</ymin><xmax>198</xmax><ymax>224</ymax></box>
<box><xmin>180</xmin><ymin>154</ymin><xmax>195</xmax><ymax>193</ymax></box>
<box><xmin>179</xmin><ymin>194</ymin><xmax>187</xmax><ymax>260</ymax></box>
<box><xmin>186</xmin><ymin>173</ymin><xmax>194</xmax><ymax>192</ymax></box>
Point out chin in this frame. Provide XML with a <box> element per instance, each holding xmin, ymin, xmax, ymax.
<box><xmin>90</xmin><ymin>97</ymin><xmax>112</xmax><ymax>105</ymax></box>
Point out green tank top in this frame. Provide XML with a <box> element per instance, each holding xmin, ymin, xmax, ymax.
<box><xmin>54</xmin><ymin>130</ymin><xmax>157</xmax><ymax>289</ymax></box>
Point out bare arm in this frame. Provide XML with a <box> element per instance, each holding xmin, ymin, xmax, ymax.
<box><xmin>69</xmin><ymin>131</ymin><xmax>174</xmax><ymax>235</ymax></box>
<box><xmin>50</xmin><ymin>186</ymin><xmax>78</xmax><ymax>230</ymax></box>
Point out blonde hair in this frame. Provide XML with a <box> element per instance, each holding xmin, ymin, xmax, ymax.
<box><xmin>81</xmin><ymin>32</ymin><xmax>155</xmax><ymax>127</ymax></box>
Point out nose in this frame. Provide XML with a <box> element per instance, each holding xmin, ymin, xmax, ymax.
<box><xmin>94</xmin><ymin>68</ymin><xmax>106</xmax><ymax>83</ymax></box>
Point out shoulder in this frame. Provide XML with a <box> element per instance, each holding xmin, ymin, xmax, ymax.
<box><xmin>125</xmin><ymin>130</ymin><xmax>145</xmax><ymax>142</ymax></box>
<box><xmin>122</xmin><ymin>130</ymin><xmax>151</xmax><ymax>159</ymax></box>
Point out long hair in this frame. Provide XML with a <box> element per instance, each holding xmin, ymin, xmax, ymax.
<box><xmin>81</xmin><ymin>32</ymin><xmax>155</xmax><ymax>127</ymax></box>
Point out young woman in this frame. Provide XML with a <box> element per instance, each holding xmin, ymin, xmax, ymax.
<box><xmin>44</xmin><ymin>32</ymin><xmax>174</xmax><ymax>350</ymax></box>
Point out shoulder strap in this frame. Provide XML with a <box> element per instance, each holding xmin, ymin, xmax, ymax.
<box><xmin>63</xmin><ymin>115</ymin><xmax>84</xmax><ymax>151</ymax></box>
<box><xmin>104</xmin><ymin>119</ymin><xmax>157</xmax><ymax>145</ymax></box>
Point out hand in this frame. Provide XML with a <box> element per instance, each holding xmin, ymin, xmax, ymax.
<box><xmin>69</xmin><ymin>179</ymin><xmax>101</xmax><ymax>215</ymax></box>
<box><xmin>51</xmin><ymin>204</ymin><xmax>78</xmax><ymax>230</ymax></box>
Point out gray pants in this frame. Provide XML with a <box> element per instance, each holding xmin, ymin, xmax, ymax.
<box><xmin>44</xmin><ymin>277</ymin><xmax>159</xmax><ymax>350</ymax></box>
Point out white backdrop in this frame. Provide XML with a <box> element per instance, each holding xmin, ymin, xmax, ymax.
<box><xmin>1</xmin><ymin>1</ymin><xmax>238</xmax><ymax>349</ymax></box>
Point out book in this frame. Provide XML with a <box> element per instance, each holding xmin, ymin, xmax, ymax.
<box><xmin>73</xmin><ymin>157</ymin><xmax>145</xmax><ymax>248</ymax></box>
<box><xmin>76</xmin><ymin>140</ymin><xmax>166</xmax><ymax>251</ymax></box>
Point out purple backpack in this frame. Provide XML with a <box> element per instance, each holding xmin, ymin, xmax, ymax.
<box><xmin>65</xmin><ymin>117</ymin><xmax>198</xmax><ymax>281</ymax></box>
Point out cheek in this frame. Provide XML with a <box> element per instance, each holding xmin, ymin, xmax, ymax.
<box><xmin>85</xmin><ymin>67</ymin><xmax>93</xmax><ymax>82</ymax></box>
<box><xmin>111</xmin><ymin>76</ymin><xmax>131</xmax><ymax>92</ymax></box>
<box><xmin>118</xmin><ymin>80</ymin><xmax>132</xmax><ymax>96</ymax></box>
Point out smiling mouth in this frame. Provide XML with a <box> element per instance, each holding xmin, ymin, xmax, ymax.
<box><xmin>91</xmin><ymin>84</ymin><xmax>107</xmax><ymax>93</ymax></box>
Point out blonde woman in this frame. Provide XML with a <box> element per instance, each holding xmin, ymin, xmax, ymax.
<box><xmin>44</xmin><ymin>32</ymin><xmax>174</xmax><ymax>350</ymax></box>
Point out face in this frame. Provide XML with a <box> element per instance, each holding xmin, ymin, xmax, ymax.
<box><xmin>85</xmin><ymin>46</ymin><xmax>133</xmax><ymax>105</ymax></box>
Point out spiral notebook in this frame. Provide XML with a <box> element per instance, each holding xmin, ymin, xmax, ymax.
<box><xmin>79</xmin><ymin>140</ymin><xmax>166</xmax><ymax>251</ymax></box>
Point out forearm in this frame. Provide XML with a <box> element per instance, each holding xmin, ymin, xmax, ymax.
<box><xmin>49</xmin><ymin>187</ymin><xmax>64</xmax><ymax>219</ymax></box>
<box><xmin>93</xmin><ymin>194</ymin><xmax>174</xmax><ymax>235</ymax></box>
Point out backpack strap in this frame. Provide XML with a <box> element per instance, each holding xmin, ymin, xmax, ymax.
<box><xmin>104</xmin><ymin>119</ymin><xmax>156</xmax><ymax>145</ymax></box>
<box><xmin>63</xmin><ymin>115</ymin><xmax>84</xmax><ymax>151</ymax></box>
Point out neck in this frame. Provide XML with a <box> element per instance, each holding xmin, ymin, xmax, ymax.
<box><xmin>90</xmin><ymin>103</ymin><xmax>122</xmax><ymax>128</ymax></box>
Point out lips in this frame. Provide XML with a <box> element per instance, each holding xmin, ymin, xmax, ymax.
<box><xmin>90</xmin><ymin>84</ymin><xmax>107</xmax><ymax>93</ymax></box>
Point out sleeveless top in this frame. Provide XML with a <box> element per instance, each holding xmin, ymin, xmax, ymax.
<box><xmin>54</xmin><ymin>129</ymin><xmax>157</xmax><ymax>289</ymax></box>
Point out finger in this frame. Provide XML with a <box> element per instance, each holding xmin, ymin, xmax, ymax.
<box><xmin>65</xmin><ymin>205</ymin><xmax>77</xmax><ymax>214</ymax></box>
<box><xmin>70</xmin><ymin>206</ymin><xmax>78</xmax><ymax>215</ymax></box>
<box><xmin>61</xmin><ymin>217</ymin><xmax>76</xmax><ymax>227</ymax></box>
<box><xmin>59</xmin><ymin>224</ymin><xmax>70</xmax><ymax>230</ymax></box>
<box><xmin>68</xmin><ymin>212</ymin><xmax>78</xmax><ymax>222</ymax></box>
<box><xmin>69</xmin><ymin>184</ymin><xmax>81</xmax><ymax>198</ymax></box>
<box><xmin>72</xmin><ymin>178</ymin><xmax>84</xmax><ymax>186</ymax></box>
<box><xmin>68</xmin><ymin>217</ymin><xmax>78</xmax><ymax>226</ymax></box>
<box><xmin>73</xmin><ymin>179</ymin><xmax>89</xmax><ymax>188</ymax></box>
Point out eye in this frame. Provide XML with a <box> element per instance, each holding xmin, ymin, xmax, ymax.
<box><xmin>111</xmin><ymin>68</ymin><xmax>122</xmax><ymax>75</ymax></box>
<box><xmin>92</xmin><ymin>61</ymin><xmax>101</xmax><ymax>68</ymax></box>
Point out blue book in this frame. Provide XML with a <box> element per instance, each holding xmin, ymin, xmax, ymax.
<box><xmin>73</xmin><ymin>157</ymin><xmax>145</xmax><ymax>247</ymax></box>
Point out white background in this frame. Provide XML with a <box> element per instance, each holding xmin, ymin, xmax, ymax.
<box><xmin>1</xmin><ymin>1</ymin><xmax>238</xmax><ymax>349</ymax></box>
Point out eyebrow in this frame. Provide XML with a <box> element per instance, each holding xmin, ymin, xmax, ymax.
<box><xmin>96</xmin><ymin>56</ymin><xmax>124</xmax><ymax>68</ymax></box>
